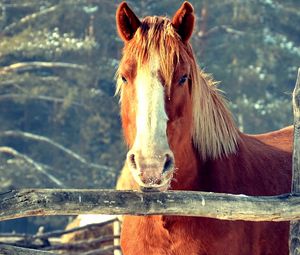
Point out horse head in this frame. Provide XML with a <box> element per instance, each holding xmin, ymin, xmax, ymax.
<box><xmin>116</xmin><ymin>2</ymin><xmax>195</xmax><ymax>191</ymax></box>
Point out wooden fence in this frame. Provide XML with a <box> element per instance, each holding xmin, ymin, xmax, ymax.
<box><xmin>0</xmin><ymin>68</ymin><xmax>300</xmax><ymax>255</ymax></box>
<box><xmin>290</xmin><ymin>68</ymin><xmax>300</xmax><ymax>255</ymax></box>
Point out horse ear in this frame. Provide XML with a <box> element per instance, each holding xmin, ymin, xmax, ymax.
<box><xmin>172</xmin><ymin>1</ymin><xmax>195</xmax><ymax>42</ymax></box>
<box><xmin>116</xmin><ymin>2</ymin><xmax>141</xmax><ymax>42</ymax></box>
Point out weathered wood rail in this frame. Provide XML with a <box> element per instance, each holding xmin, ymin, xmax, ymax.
<box><xmin>0</xmin><ymin>245</ymin><xmax>56</xmax><ymax>255</ymax></box>
<box><xmin>0</xmin><ymin>68</ymin><xmax>299</xmax><ymax>255</ymax></box>
<box><xmin>0</xmin><ymin>189</ymin><xmax>300</xmax><ymax>222</ymax></box>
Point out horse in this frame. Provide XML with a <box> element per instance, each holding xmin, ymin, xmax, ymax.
<box><xmin>115</xmin><ymin>1</ymin><xmax>293</xmax><ymax>255</ymax></box>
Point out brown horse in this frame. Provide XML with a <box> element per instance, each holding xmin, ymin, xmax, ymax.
<box><xmin>115</xmin><ymin>2</ymin><xmax>293</xmax><ymax>255</ymax></box>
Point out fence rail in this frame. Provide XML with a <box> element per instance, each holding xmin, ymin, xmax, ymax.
<box><xmin>0</xmin><ymin>189</ymin><xmax>300</xmax><ymax>222</ymax></box>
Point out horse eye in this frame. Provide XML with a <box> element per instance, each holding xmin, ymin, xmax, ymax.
<box><xmin>121</xmin><ymin>76</ymin><xmax>127</xmax><ymax>83</ymax></box>
<box><xmin>179</xmin><ymin>75</ymin><xmax>188</xmax><ymax>85</ymax></box>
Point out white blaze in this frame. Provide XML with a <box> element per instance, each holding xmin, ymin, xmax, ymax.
<box><xmin>132</xmin><ymin>56</ymin><xmax>169</xmax><ymax>157</ymax></box>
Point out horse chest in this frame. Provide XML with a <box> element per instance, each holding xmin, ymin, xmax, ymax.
<box><xmin>121</xmin><ymin>216</ymin><xmax>289</xmax><ymax>255</ymax></box>
<box><xmin>121</xmin><ymin>216</ymin><xmax>205</xmax><ymax>255</ymax></box>
<box><xmin>121</xmin><ymin>216</ymin><xmax>173</xmax><ymax>255</ymax></box>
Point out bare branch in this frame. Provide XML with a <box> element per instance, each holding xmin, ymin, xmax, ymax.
<box><xmin>37</xmin><ymin>219</ymin><xmax>118</xmax><ymax>240</ymax></box>
<box><xmin>76</xmin><ymin>245</ymin><xmax>120</xmax><ymax>255</ymax></box>
<box><xmin>0</xmin><ymin>233</ymin><xmax>28</xmax><ymax>238</ymax></box>
<box><xmin>198</xmin><ymin>25</ymin><xmax>244</xmax><ymax>39</ymax></box>
<box><xmin>0</xmin><ymin>245</ymin><xmax>56</xmax><ymax>255</ymax></box>
<box><xmin>0</xmin><ymin>147</ymin><xmax>63</xmax><ymax>187</ymax></box>
<box><xmin>0</xmin><ymin>245</ymin><xmax>121</xmax><ymax>255</ymax></box>
<box><xmin>0</xmin><ymin>234</ymin><xmax>120</xmax><ymax>252</ymax></box>
<box><xmin>0</xmin><ymin>77</ymin><xmax>61</xmax><ymax>88</ymax></box>
<box><xmin>0</xmin><ymin>62</ymin><xmax>88</xmax><ymax>75</ymax></box>
<box><xmin>0</xmin><ymin>220</ymin><xmax>120</xmax><ymax>254</ymax></box>
<box><xmin>2</xmin><ymin>5</ymin><xmax>59</xmax><ymax>35</ymax></box>
<box><xmin>0</xmin><ymin>219</ymin><xmax>118</xmax><ymax>242</ymax></box>
<box><xmin>0</xmin><ymin>94</ymin><xmax>83</xmax><ymax>107</ymax></box>
<box><xmin>3</xmin><ymin>3</ymin><xmax>42</xmax><ymax>9</ymax></box>
<box><xmin>0</xmin><ymin>93</ymin><xmax>83</xmax><ymax>107</ymax></box>
<box><xmin>0</xmin><ymin>131</ymin><xmax>114</xmax><ymax>172</ymax></box>
<box><xmin>43</xmin><ymin>235</ymin><xmax>119</xmax><ymax>251</ymax></box>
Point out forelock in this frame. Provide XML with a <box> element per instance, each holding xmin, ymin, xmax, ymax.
<box><xmin>122</xmin><ymin>16</ymin><xmax>185</xmax><ymax>87</ymax></box>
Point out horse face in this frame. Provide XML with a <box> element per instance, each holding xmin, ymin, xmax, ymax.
<box><xmin>116</xmin><ymin>2</ymin><xmax>195</xmax><ymax>191</ymax></box>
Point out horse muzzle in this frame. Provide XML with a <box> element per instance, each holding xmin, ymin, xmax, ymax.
<box><xmin>126</xmin><ymin>150</ymin><xmax>175</xmax><ymax>191</ymax></box>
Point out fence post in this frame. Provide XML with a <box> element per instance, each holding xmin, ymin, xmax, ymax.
<box><xmin>290</xmin><ymin>68</ymin><xmax>300</xmax><ymax>255</ymax></box>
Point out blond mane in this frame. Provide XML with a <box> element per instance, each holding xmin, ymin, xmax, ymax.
<box><xmin>116</xmin><ymin>16</ymin><xmax>240</xmax><ymax>160</ymax></box>
<box><xmin>191</xmin><ymin>68</ymin><xmax>240</xmax><ymax>159</ymax></box>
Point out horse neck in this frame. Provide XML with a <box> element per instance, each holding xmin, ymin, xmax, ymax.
<box><xmin>197</xmin><ymin>131</ymin><xmax>292</xmax><ymax>195</ymax></box>
<box><xmin>170</xmin><ymin>71</ymin><xmax>240</xmax><ymax>191</ymax></box>
<box><xmin>170</xmin><ymin>134</ymin><xmax>251</xmax><ymax>193</ymax></box>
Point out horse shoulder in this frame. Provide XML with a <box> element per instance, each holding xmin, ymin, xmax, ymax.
<box><xmin>230</xmin><ymin>126</ymin><xmax>293</xmax><ymax>195</ymax></box>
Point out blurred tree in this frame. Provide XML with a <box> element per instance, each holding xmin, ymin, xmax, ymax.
<box><xmin>191</xmin><ymin>0</ymin><xmax>300</xmax><ymax>132</ymax></box>
<box><xmin>0</xmin><ymin>0</ymin><xmax>126</xmax><ymax>233</ymax></box>
<box><xmin>0</xmin><ymin>0</ymin><xmax>125</xmax><ymax>192</ymax></box>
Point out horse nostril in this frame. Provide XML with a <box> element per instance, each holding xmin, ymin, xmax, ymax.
<box><xmin>128</xmin><ymin>153</ymin><xmax>137</xmax><ymax>170</ymax></box>
<box><xmin>163</xmin><ymin>153</ymin><xmax>174</xmax><ymax>173</ymax></box>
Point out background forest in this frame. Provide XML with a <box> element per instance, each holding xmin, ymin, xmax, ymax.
<box><xmin>0</xmin><ymin>0</ymin><xmax>299</xmax><ymax>233</ymax></box>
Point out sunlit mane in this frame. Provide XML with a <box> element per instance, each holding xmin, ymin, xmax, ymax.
<box><xmin>116</xmin><ymin>16</ymin><xmax>240</xmax><ymax>159</ymax></box>
<box><xmin>116</xmin><ymin>16</ymin><xmax>181</xmax><ymax>95</ymax></box>
<box><xmin>192</xmin><ymin>70</ymin><xmax>240</xmax><ymax>159</ymax></box>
